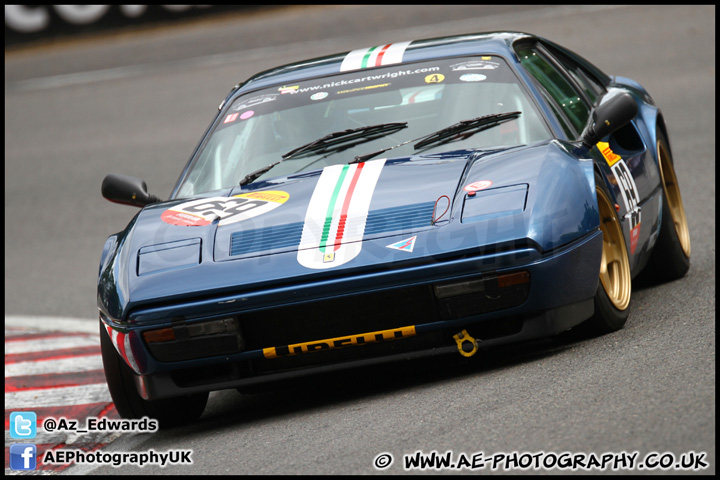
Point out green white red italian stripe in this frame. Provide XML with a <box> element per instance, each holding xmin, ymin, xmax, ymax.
<box><xmin>340</xmin><ymin>41</ymin><xmax>412</xmax><ymax>72</ymax></box>
<box><xmin>298</xmin><ymin>159</ymin><xmax>386</xmax><ymax>269</ymax></box>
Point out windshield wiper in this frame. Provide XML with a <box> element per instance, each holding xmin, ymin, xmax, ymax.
<box><xmin>239</xmin><ymin>161</ymin><xmax>283</xmax><ymax>187</ymax></box>
<box><xmin>351</xmin><ymin>112</ymin><xmax>522</xmax><ymax>164</ymax></box>
<box><xmin>413</xmin><ymin>111</ymin><xmax>521</xmax><ymax>150</ymax></box>
<box><xmin>283</xmin><ymin>122</ymin><xmax>407</xmax><ymax>161</ymax></box>
<box><xmin>240</xmin><ymin>122</ymin><xmax>408</xmax><ymax>187</ymax></box>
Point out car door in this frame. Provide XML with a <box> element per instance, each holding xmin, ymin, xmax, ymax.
<box><xmin>515</xmin><ymin>41</ymin><xmax>657</xmax><ymax>269</ymax></box>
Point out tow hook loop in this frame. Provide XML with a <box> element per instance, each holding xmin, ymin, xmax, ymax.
<box><xmin>453</xmin><ymin>329</ymin><xmax>478</xmax><ymax>357</ymax></box>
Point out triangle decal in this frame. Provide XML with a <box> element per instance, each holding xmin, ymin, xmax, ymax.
<box><xmin>387</xmin><ymin>236</ymin><xmax>417</xmax><ymax>253</ymax></box>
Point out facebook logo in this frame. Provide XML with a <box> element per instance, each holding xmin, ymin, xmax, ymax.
<box><xmin>10</xmin><ymin>411</ymin><xmax>37</xmax><ymax>439</ymax></box>
<box><xmin>10</xmin><ymin>444</ymin><xmax>37</xmax><ymax>470</ymax></box>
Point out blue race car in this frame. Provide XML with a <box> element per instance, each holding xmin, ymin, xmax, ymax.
<box><xmin>98</xmin><ymin>31</ymin><xmax>691</xmax><ymax>426</ymax></box>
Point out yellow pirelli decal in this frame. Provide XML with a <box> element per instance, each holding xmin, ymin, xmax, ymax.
<box><xmin>263</xmin><ymin>325</ymin><xmax>417</xmax><ymax>359</ymax></box>
<box><xmin>597</xmin><ymin>141</ymin><xmax>622</xmax><ymax>167</ymax></box>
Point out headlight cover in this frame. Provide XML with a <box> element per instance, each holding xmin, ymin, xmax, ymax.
<box><xmin>461</xmin><ymin>184</ymin><xmax>528</xmax><ymax>223</ymax></box>
<box><xmin>137</xmin><ymin>238</ymin><xmax>201</xmax><ymax>276</ymax></box>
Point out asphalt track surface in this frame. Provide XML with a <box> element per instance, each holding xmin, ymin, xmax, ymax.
<box><xmin>5</xmin><ymin>4</ymin><xmax>715</xmax><ymax>475</ymax></box>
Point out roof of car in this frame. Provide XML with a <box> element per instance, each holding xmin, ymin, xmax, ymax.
<box><xmin>233</xmin><ymin>31</ymin><xmax>536</xmax><ymax>95</ymax></box>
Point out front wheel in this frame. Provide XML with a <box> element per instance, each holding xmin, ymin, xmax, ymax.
<box><xmin>585</xmin><ymin>171</ymin><xmax>632</xmax><ymax>334</ymax></box>
<box><xmin>644</xmin><ymin>130</ymin><xmax>691</xmax><ymax>281</ymax></box>
<box><xmin>100</xmin><ymin>321</ymin><xmax>208</xmax><ymax>428</ymax></box>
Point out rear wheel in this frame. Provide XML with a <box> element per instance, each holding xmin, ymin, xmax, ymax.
<box><xmin>100</xmin><ymin>321</ymin><xmax>208</xmax><ymax>428</ymax></box>
<box><xmin>644</xmin><ymin>130</ymin><xmax>691</xmax><ymax>281</ymax></box>
<box><xmin>585</xmin><ymin>171</ymin><xmax>632</xmax><ymax>334</ymax></box>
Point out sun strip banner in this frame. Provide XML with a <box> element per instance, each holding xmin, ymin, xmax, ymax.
<box><xmin>340</xmin><ymin>41</ymin><xmax>411</xmax><ymax>72</ymax></box>
<box><xmin>298</xmin><ymin>159</ymin><xmax>386</xmax><ymax>269</ymax></box>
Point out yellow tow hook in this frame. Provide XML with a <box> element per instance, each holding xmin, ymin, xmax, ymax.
<box><xmin>453</xmin><ymin>329</ymin><xmax>478</xmax><ymax>357</ymax></box>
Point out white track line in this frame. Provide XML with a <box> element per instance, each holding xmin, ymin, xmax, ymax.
<box><xmin>5</xmin><ymin>335</ymin><xmax>99</xmax><ymax>354</ymax></box>
<box><xmin>5</xmin><ymin>383</ymin><xmax>112</xmax><ymax>410</ymax></box>
<box><xmin>5</xmin><ymin>315</ymin><xmax>98</xmax><ymax>334</ymax></box>
<box><xmin>5</xmin><ymin>355</ymin><xmax>104</xmax><ymax>377</ymax></box>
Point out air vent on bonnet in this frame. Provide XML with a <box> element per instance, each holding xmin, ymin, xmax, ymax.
<box><xmin>364</xmin><ymin>201</ymin><xmax>435</xmax><ymax>235</ymax></box>
<box><xmin>230</xmin><ymin>222</ymin><xmax>303</xmax><ymax>257</ymax></box>
<box><xmin>229</xmin><ymin>201</ymin><xmax>436</xmax><ymax>257</ymax></box>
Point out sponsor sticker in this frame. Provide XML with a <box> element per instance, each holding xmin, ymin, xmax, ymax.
<box><xmin>232</xmin><ymin>94</ymin><xmax>277</xmax><ymax>111</ymax></box>
<box><xmin>460</xmin><ymin>73</ymin><xmax>486</xmax><ymax>82</ymax></box>
<box><xmin>425</xmin><ymin>73</ymin><xmax>445</xmax><ymax>84</ymax></box>
<box><xmin>161</xmin><ymin>191</ymin><xmax>290</xmax><ymax>227</ymax></box>
<box><xmin>464</xmin><ymin>180</ymin><xmax>493</xmax><ymax>192</ymax></box>
<box><xmin>450</xmin><ymin>59</ymin><xmax>500</xmax><ymax>70</ymax></box>
<box><xmin>630</xmin><ymin>223</ymin><xmax>641</xmax><ymax>255</ymax></box>
<box><xmin>263</xmin><ymin>325</ymin><xmax>416</xmax><ymax>359</ymax></box>
<box><xmin>597</xmin><ymin>141</ymin><xmax>622</xmax><ymax>167</ymax></box>
<box><xmin>337</xmin><ymin>83</ymin><xmax>391</xmax><ymax>96</ymax></box>
<box><xmin>387</xmin><ymin>236</ymin><xmax>417</xmax><ymax>253</ymax></box>
<box><xmin>224</xmin><ymin>113</ymin><xmax>239</xmax><ymax>123</ymax></box>
<box><xmin>596</xmin><ymin>142</ymin><xmax>642</xmax><ymax>254</ymax></box>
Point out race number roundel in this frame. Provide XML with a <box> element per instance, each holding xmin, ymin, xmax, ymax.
<box><xmin>464</xmin><ymin>180</ymin><xmax>493</xmax><ymax>192</ymax></box>
<box><xmin>161</xmin><ymin>191</ymin><xmax>289</xmax><ymax>227</ymax></box>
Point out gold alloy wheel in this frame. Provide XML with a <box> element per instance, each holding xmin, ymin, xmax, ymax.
<box><xmin>597</xmin><ymin>185</ymin><xmax>631</xmax><ymax>311</ymax></box>
<box><xmin>657</xmin><ymin>139</ymin><xmax>691</xmax><ymax>257</ymax></box>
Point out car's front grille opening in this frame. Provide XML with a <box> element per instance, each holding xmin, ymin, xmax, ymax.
<box><xmin>145</xmin><ymin>270</ymin><xmax>530</xmax><ymax>371</ymax></box>
<box><xmin>241</xmin><ymin>284</ymin><xmax>438</xmax><ymax>351</ymax></box>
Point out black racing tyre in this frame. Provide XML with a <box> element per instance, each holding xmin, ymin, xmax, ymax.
<box><xmin>100</xmin><ymin>320</ymin><xmax>208</xmax><ymax>428</ymax></box>
<box><xmin>643</xmin><ymin>129</ymin><xmax>691</xmax><ymax>282</ymax></box>
<box><xmin>585</xmin><ymin>171</ymin><xmax>632</xmax><ymax>334</ymax></box>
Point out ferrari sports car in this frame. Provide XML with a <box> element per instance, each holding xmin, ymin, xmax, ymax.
<box><xmin>99</xmin><ymin>32</ymin><xmax>691</xmax><ymax>426</ymax></box>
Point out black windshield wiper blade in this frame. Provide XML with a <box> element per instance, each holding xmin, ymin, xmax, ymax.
<box><xmin>239</xmin><ymin>161</ymin><xmax>282</xmax><ymax>187</ymax></box>
<box><xmin>239</xmin><ymin>122</ymin><xmax>407</xmax><ymax>187</ymax></box>
<box><xmin>282</xmin><ymin>122</ymin><xmax>407</xmax><ymax>161</ymax></box>
<box><xmin>351</xmin><ymin>112</ymin><xmax>523</xmax><ymax>164</ymax></box>
<box><xmin>413</xmin><ymin>111</ymin><xmax>521</xmax><ymax>150</ymax></box>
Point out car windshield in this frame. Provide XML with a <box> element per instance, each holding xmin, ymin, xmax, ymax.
<box><xmin>176</xmin><ymin>55</ymin><xmax>551</xmax><ymax>197</ymax></box>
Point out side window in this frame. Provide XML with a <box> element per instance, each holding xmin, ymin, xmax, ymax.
<box><xmin>547</xmin><ymin>48</ymin><xmax>606</xmax><ymax>104</ymax></box>
<box><xmin>516</xmin><ymin>46</ymin><xmax>591</xmax><ymax>138</ymax></box>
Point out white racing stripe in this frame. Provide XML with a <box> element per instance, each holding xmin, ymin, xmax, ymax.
<box><xmin>5</xmin><ymin>355</ymin><xmax>104</xmax><ymax>377</ymax></box>
<box><xmin>340</xmin><ymin>41</ymin><xmax>411</xmax><ymax>71</ymax></box>
<box><xmin>298</xmin><ymin>159</ymin><xmax>385</xmax><ymax>269</ymax></box>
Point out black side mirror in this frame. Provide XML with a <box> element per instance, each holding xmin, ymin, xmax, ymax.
<box><xmin>581</xmin><ymin>90</ymin><xmax>638</xmax><ymax>148</ymax></box>
<box><xmin>102</xmin><ymin>173</ymin><xmax>162</xmax><ymax>207</ymax></box>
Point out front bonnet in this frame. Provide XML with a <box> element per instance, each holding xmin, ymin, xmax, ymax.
<box><xmin>99</xmin><ymin>142</ymin><xmax>598</xmax><ymax>321</ymax></box>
